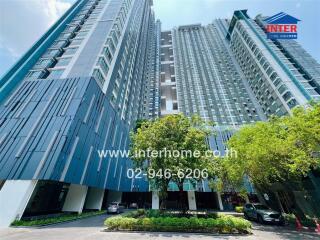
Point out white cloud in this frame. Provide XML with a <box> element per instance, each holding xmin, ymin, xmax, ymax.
<box><xmin>0</xmin><ymin>0</ymin><xmax>72</xmax><ymax>59</ymax></box>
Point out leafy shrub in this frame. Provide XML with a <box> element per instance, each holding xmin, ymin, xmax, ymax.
<box><xmin>235</xmin><ymin>206</ymin><xmax>244</xmax><ymax>213</ymax></box>
<box><xmin>124</xmin><ymin>209</ymin><xmax>220</xmax><ymax>219</ymax></box>
<box><xmin>104</xmin><ymin>212</ymin><xmax>252</xmax><ymax>234</ymax></box>
<box><xmin>123</xmin><ymin>209</ymin><xmax>146</xmax><ymax>218</ymax></box>
<box><xmin>145</xmin><ymin>209</ymin><xmax>178</xmax><ymax>218</ymax></box>
<box><xmin>11</xmin><ymin>211</ymin><xmax>106</xmax><ymax>226</ymax></box>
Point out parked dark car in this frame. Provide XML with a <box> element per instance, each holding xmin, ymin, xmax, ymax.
<box><xmin>243</xmin><ymin>203</ymin><xmax>284</xmax><ymax>225</ymax></box>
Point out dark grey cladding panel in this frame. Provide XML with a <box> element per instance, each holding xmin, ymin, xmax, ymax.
<box><xmin>0</xmin><ymin>77</ymin><xmax>89</xmax><ymax>180</ymax></box>
<box><xmin>0</xmin><ymin>76</ymin><xmax>147</xmax><ymax>192</ymax></box>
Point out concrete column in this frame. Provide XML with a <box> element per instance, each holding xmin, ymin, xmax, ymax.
<box><xmin>84</xmin><ymin>187</ymin><xmax>104</xmax><ymax>210</ymax></box>
<box><xmin>62</xmin><ymin>184</ymin><xmax>88</xmax><ymax>213</ymax></box>
<box><xmin>187</xmin><ymin>191</ymin><xmax>197</xmax><ymax>210</ymax></box>
<box><xmin>152</xmin><ymin>191</ymin><xmax>159</xmax><ymax>209</ymax></box>
<box><xmin>216</xmin><ymin>192</ymin><xmax>224</xmax><ymax>211</ymax></box>
<box><xmin>106</xmin><ymin>190</ymin><xmax>122</xmax><ymax>204</ymax></box>
<box><xmin>0</xmin><ymin>180</ymin><xmax>37</xmax><ymax>227</ymax></box>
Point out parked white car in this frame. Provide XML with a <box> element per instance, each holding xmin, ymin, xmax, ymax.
<box><xmin>243</xmin><ymin>203</ymin><xmax>284</xmax><ymax>225</ymax></box>
<box><xmin>107</xmin><ymin>202</ymin><xmax>125</xmax><ymax>214</ymax></box>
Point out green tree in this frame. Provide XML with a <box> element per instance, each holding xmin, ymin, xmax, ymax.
<box><xmin>130</xmin><ymin>114</ymin><xmax>215</xmax><ymax>210</ymax></box>
<box><xmin>224</xmin><ymin>103</ymin><xmax>320</xmax><ymax>187</ymax></box>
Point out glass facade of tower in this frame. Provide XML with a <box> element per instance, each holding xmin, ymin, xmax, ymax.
<box><xmin>172</xmin><ymin>23</ymin><xmax>266</xmax><ymax>126</ymax></box>
<box><xmin>0</xmin><ymin>2</ymin><xmax>319</xmax><ymax>226</ymax></box>
<box><xmin>227</xmin><ymin>10</ymin><xmax>320</xmax><ymax>118</ymax></box>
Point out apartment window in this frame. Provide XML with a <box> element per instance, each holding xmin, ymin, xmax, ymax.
<box><xmin>64</xmin><ymin>47</ymin><xmax>78</xmax><ymax>55</ymax></box>
<box><xmin>102</xmin><ymin>47</ymin><xmax>112</xmax><ymax>63</ymax></box>
<box><xmin>270</xmin><ymin>72</ymin><xmax>277</xmax><ymax>81</ymax></box>
<box><xmin>93</xmin><ymin>68</ymin><xmax>105</xmax><ymax>85</ymax></box>
<box><xmin>117</xmin><ymin>17</ymin><xmax>124</xmax><ymax>28</ymax></box>
<box><xmin>260</xmin><ymin>57</ymin><xmax>266</xmax><ymax>65</ymax></box>
<box><xmin>113</xmin><ymin>24</ymin><xmax>121</xmax><ymax>37</ymax></box>
<box><xmin>266</xmin><ymin>67</ymin><xmax>273</xmax><ymax>76</ymax></box>
<box><xmin>56</xmin><ymin>57</ymin><xmax>72</xmax><ymax>67</ymax></box>
<box><xmin>107</xmin><ymin>38</ymin><xmax>116</xmax><ymax>53</ymax></box>
<box><xmin>70</xmin><ymin>39</ymin><xmax>83</xmax><ymax>46</ymax></box>
<box><xmin>98</xmin><ymin>57</ymin><xmax>109</xmax><ymax>76</ymax></box>
<box><xmin>111</xmin><ymin>31</ymin><xmax>118</xmax><ymax>45</ymax></box>
<box><xmin>273</xmin><ymin>77</ymin><xmax>281</xmax><ymax>86</ymax></box>
<box><xmin>288</xmin><ymin>98</ymin><xmax>297</xmax><ymax>108</ymax></box>
<box><xmin>278</xmin><ymin>85</ymin><xmax>287</xmax><ymax>94</ymax></box>
<box><xmin>51</xmin><ymin>40</ymin><xmax>68</xmax><ymax>48</ymax></box>
<box><xmin>77</xmin><ymin>31</ymin><xmax>89</xmax><ymax>37</ymax></box>
<box><xmin>61</xmin><ymin>32</ymin><xmax>74</xmax><ymax>39</ymax></box>
<box><xmin>34</xmin><ymin>59</ymin><xmax>53</xmax><ymax>68</ymax></box>
<box><xmin>44</xmin><ymin>49</ymin><xmax>61</xmax><ymax>57</ymax></box>
<box><xmin>25</xmin><ymin>70</ymin><xmax>46</xmax><ymax>79</ymax></box>
<box><xmin>263</xmin><ymin>62</ymin><xmax>269</xmax><ymax>70</ymax></box>
<box><xmin>48</xmin><ymin>69</ymin><xmax>64</xmax><ymax>78</ymax></box>
<box><xmin>111</xmin><ymin>93</ymin><xmax>117</xmax><ymax>104</ymax></box>
<box><xmin>283</xmin><ymin>91</ymin><xmax>292</xmax><ymax>101</ymax></box>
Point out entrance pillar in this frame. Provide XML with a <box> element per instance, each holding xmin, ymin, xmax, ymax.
<box><xmin>62</xmin><ymin>184</ymin><xmax>88</xmax><ymax>213</ymax></box>
<box><xmin>0</xmin><ymin>180</ymin><xmax>37</xmax><ymax>227</ymax></box>
<box><xmin>187</xmin><ymin>191</ymin><xmax>197</xmax><ymax>210</ymax></box>
<box><xmin>152</xmin><ymin>191</ymin><xmax>159</xmax><ymax>209</ymax></box>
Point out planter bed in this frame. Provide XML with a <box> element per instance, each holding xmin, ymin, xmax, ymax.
<box><xmin>11</xmin><ymin>210</ymin><xmax>106</xmax><ymax>227</ymax></box>
<box><xmin>104</xmin><ymin>209</ymin><xmax>252</xmax><ymax>234</ymax></box>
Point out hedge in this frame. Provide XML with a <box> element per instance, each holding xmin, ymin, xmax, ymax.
<box><xmin>123</xmin><ymin>209</ymin><xmax>220</xmax><ymax>218</ymax></box>
<box><xmin>11</xmin><ymin>210</ymin><xmax>106</xmax><ymax>226</ymax></box>
<box><xmin>105</xmin><ymin>212</ymin><xmax>251</xmax><ymax>234</ymax></box>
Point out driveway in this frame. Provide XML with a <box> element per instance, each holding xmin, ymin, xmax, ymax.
<box><xmin>0</xmin><ymin>214</ymin><xmax>319</xmax><ymax>240</ymax></box>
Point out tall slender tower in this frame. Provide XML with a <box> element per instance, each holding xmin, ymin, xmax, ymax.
<box><xmin>0</xmin><ymin>0</ymin><xmax>154</xmax><ymax>226</ymax></box>
<box><xmin>227</xmin><ymin>10</ymin><xmax>320</xmax><ymax>117</ymax></box>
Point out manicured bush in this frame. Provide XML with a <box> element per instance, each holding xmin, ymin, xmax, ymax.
<box><xmin>123</xmin><ymin>209</ymin><xmax>146</xmax><ymax>218</ymax></box>
<box><xmin>11</xmin><ymin>210</ymin><xmax>106</xmax><ymax>226</ymax></box>
<box><xmin>104</xmin><ymin>211</ymin><xmax>252</xmax><ymax>234</ymax></box>
<box><xmin>235</xmin><ymin>206</ymin><xmax>244</xmax><ymax>213</ymax></box>
<box><xmin>124</xmin><ymin>209</ymin><xmax>220</xmax><ymax>219</ymax></box>
<box><xmin>204</xmin><ymin>212</ymin><xmax>219</xmax><ymax>218</ymax></box>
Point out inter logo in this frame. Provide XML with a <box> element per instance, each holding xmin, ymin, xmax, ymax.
<box><xmin>264</xmin><ymin>12</ymin><xmax>300</xmax><ymax>40</ymax></box>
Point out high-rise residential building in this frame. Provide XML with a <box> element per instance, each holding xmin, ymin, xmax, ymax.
<box><xmin>0</xmin><ymin>1</ymin><xmax>319</xmax><ymax>226</ymax></box>
<box><xmin>227</xmin><ymin>10</ymin><xmax>320</xmax><ymax>118</ymax></box>
<box><xmin>0</xmin><ymin>0</ymin><xmax>154</xmax><ymax>226</ymax></box>
<box><xmin>171</xmin><ymin>22</ymin><xmax>266</xmax><ymax>126</ymax></box>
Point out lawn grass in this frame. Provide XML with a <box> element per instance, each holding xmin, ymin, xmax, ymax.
<box><xmin>105</xmin><ymin>209</ymin><xmax>252</xmax><ymax>234</ymax></box>
<box><xmin>11</xmin><ymin>210</ymin><xmax>106</xmax><ymax>227</ymax></box>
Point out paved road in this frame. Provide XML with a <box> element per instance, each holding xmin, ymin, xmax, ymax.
<box><xmin>0</xmin><ymin>214</ymin><xmax>319</xmax><ymax>240</ymax></box>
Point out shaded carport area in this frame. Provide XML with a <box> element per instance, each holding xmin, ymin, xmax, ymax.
<box><xmin>121</xmin><ymin>192</ymin><xmax>152</xmax><ymax>208</ymax></box>
<box><xmin>195</xmin><ymin>192</ymin><xmax>220</xmax><ymax>210</ymax></box>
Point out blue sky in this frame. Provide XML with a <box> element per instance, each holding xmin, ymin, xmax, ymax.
<box><xmin>0</xmin><ymin>0</ymin><xmax>319</xmax><ymax>77</ymax></box>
